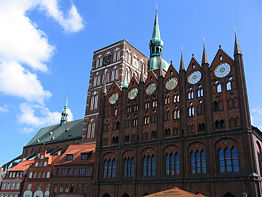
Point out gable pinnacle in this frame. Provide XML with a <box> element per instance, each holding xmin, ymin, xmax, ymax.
<box><xmin>202</xmin><ymin>38</ymin><xmax>209</xmax><ymax>64</ymax></box>
<box><xmin>140</xmin><ymin>64</ymin><xmax>145</xmax><ymax>83</ymax></box>
<box><xmin>234</xmin><ymin>28</ymin><xmax>242</xmax><ymax>55</ymax></box>
<box><xmin>122</xmin><ymin>72</ymin><xmax>128</xmax><ymax>88</ymax></box>
<box><xmin>159</xmin><ymin>60</ymin><xmax>164</xmax><ymax>77</ymax></box>
<box><xmin>179</xmin><ymin>49</ymin><xmax>185</xmax><ymax>71</ymax></box>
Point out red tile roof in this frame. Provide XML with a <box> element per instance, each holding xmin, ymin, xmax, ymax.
<box><xmin>55</xmin><ymin>143</ymin><xmax>96</xmax><ymax>165</ymax></box>
<box><xmin>9</xmin><ymin>160</ymin><xmax>34</xmax><ymax>172</ymax></box>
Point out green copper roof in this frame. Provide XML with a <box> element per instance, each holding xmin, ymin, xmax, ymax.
<box><xmin>149</xmin><ymin>56</ymin><xmax>169</xmax><ymax>72</ymax></box>
<box><xmin>25</xmin><ymin>119</ymin><xmax>84</xmax><ymax>147</ymax></box>
<box><xmin>122</xmin><ymin>72</ymin><xmax>128</xmax><ymax>88</ymax></box>
<box><xmin>150</xmin><ymin>9</ymin><xmax>163</xmax><ymax>48</ymax></box>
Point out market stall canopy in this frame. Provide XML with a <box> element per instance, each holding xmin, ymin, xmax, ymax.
<box><xmin>144</xmin><ymin>187</ymin><xmax>206</xmax><ymax>197</ymax></box>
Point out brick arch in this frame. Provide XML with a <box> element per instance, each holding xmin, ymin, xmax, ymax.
<box><xmin>141</xmin><ymin>147</ymin><xmax>156</xmax><ymax>157</ymax></box>
<box><xmin>188</xmin><ymin>141</ymin><xmax>206</xmax><ymax>152</ymax></box>
<box><xmin>102</xmin><ymin>152</ymin><xmax>116</xmax><ymax>160</ymax></box>
<box><xmin>215</xmin><ymin>138</ymin><xmax>238</xmax><ymax>150</ymax></box>
<box><xmin>122</xmin><ymin>150</ymin><xmax>135</xmax><ymax>158</ymax></box>
<box><xmin>162</xmin><ymin>144</ymin><xmax>180</xmax><ymax>155</ymax></box>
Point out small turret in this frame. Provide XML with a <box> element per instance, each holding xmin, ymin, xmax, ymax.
<box><xmin>60</xmin><ymin>97</ymin><xmax>68</xmax><ymax>125</ymax></box>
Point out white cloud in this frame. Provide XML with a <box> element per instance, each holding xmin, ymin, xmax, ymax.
<box><xmin>39</xmin><ymin>1</ymin><xmax>84</xmax><ymax>33</ymax></box>
<box><xmin>0</xmin><ymin>105</ymin><xmax>8</xmax><ymax>113</ymax></box>
<box><xmin>252</xmin><ymin>107</ymin><xmax>262</xmax><ymax>114</ymax></box>
<box><xmin>0</xmin><ymin>0</ymin><xmax>81</xmax><ymax>128</ymax></box>
<box><xmin>18</xmin><ymin>102</ymin><xmax>73</xmax><ymax>127</ymax></box>
<box><xmin>0</xmin><ymin>62</ymin><xmax>51</xmax><ymax>104</ymax></box>
<box><xmin>21</xmin><ymin>127</ymin><xmax>35</xmax><ymax>134</ymax></box>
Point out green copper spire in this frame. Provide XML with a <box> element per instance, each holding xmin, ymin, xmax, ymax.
<box><xmin>149</xmin><ymin>7</ymin><xmax>164</xmax><ymax>58</ymax></box>
<box><xmin>122</xmin><ymin>72</ymin><xmax>128</xmax><ymax>88</ymax></box>
<box><xmin>148</xmin><ymin>7</ymin><xmax>169</xmax><ymax>72</ymax></box>
<box><xmin>60</xmin><ymin>96</ymin><xmax>68</xmax><ymax>125</ymax></box>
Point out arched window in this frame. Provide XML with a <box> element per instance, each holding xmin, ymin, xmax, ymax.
<box><xmin>217</xmin><ymin>84</ymin><xmax>222</xmax><ymax>93</ymax></box>
<box><xmin>93</xmin><ymin>76</ymin><xmax>97</xmax><ymax>87</ymax></box>
<box><xmin>143</xmin><ymin>154</ymin><xmax>155</xmax><ymax>176</ymax></box>
<box><xmin>96</xmin><ymin>57</ymin><xmax>100</xmax><ymax>68</ymax></box>
<box><xmin>87</xmin><ymin>122</ymin><xmax>92</xmax><ymax>139</ymax></box>
<box><xmin>91</xmin><ymin>121</ymin><xmax>95</xmax><ymax>138</ymax></box>
<box><xmin>143</xmin><ymin>156</ymin><xmax>147</xmax><ymax>176</ymax></box>
<box><xmin>191</xmin><ymin>150</ymin><xmax>206</xmax><ymax>174</ymax></box>
<box><xmin>108</xmin><ymin>160</ymin><xmax>112</xmax><ymax>176</ymax></box>
<box><xmin>97</xmin><ymin>75</ymin><xmax>101</xmax><ymax>86</ymax></box>
<box><xmin>218</xmin><ymin>147</ymin><xmax>239</xmax><ymax>173</ymax></box>
<box><xmin>113</xmin><ymin>51</ymin><xmax>117</xmax><ymax>62</ymax></box>
<box><xmin>165</xmin><ymin>152</ymin><xmax>179</xmax><ymax>176</ymax></box>
<box><xmin>99</xmin><ymin>56</ymin><xmax>103</xmax><ymax>67</ymax></box>
<box><xmin>226</xmin><ymin>81</ymin><xmax>232</xmax><ymax>91</ymax></box>
<box><xmin>115</xmin><ymin>69</ymin><xmax>119</xmax><ymax>80</ymax></box>
<box><xmin>94</xmin><ymin>94</ymin><xmax>98</xmax><ymax>109</ymax></box>
<box><xmin>112</xmin><ymin>159</ymin><xmax>116</xmax><ymax>177</ymax></box>
<box><xmin>165</xmin><ymin>154</ymin><xmax>170</xmax><ymax>175</ymax></box>
<box><xmin>111</xmin><ymin>70</ymin><xmax>115</xmax><ymax>81</ymax></box>
<box><xmin>116</xmin><ymin>49</ymin><xmax>121</xmax><ymax>61</ymax></box>
<box><xmin>131</xmin><ymin>158</ymin><xmax>135</xmax><ymax>177</ymax></box>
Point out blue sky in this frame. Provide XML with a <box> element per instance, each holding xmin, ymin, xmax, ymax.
<box><xmin>0</xmin><ymin>0</ymin><xmax>262</xmax><ymax>166</ymax></box>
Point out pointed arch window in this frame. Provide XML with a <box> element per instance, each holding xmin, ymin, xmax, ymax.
<box><xmin>217</xmin><ymin>84</ymin><xmax>222</xmax><ymax>93</ymax></box>
<box><xmin>226</xmin><ymin>81</ymin><xmax>232</xmax><ymax>91</ymax></box>
<box><xmin>188</xmin><ymin>103</ymin><xmax>195</xmax><ymax>117</ymax></box>
<box><xmin>111</xmin><ymin>70</ymin><xmax>115</xmax><ymax>81</ymax></box>
<box><xmin>116</xmin><ymin>49</ymin><xmax>121</xmax><ymax>61</ymax></box>
<box><xmin>191</xmin><ymin>150</ymin><xmax>206</xmax><ymax>174</ymax></box>
<box><xmin>165</xmin><ymin>152</ymin><xmax>179</xmax><ymax>175</ymax></box>
<box><xmin>143</xmin><ymin>154</ymin><xmax>156</xmax><ymax>177</ymax></box>
<box><xmin>115</xmin><ymin>69</ymin><xmax>119</xmax><ymax>80</ymax></box>
<box><xmin>218</xmin><ymin>146</ymin><xmax>239</xmax><ymax>173</ymax></box>
<box><xmin>123</xmin><ymin>157</ymin><xmax>135</xmax><ymax>178</ymax></box>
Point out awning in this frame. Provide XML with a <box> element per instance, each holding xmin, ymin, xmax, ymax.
<box><xmin>144</xmin><ymin>187</ymin><xmax>206</xmax><ymax>197</ymax></box>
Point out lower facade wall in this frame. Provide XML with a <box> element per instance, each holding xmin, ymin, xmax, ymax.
<box><xmin>93</xmin><ymin>180</ymin><xmax>261</xmax><ymax>197</ymax></box>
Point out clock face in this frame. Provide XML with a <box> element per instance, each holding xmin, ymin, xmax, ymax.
<box><xmin>128</xmin><ymin>88</ymin><xmax>138</xmax><ymax>100</ymax></box>
<box><xmin>215</xmin><ymin>63</ymin><xmax>231</xmax><ymax>78</ymax></box>
<box><xmin>103</xmin><ymin>55</ymin><xmax>111</xmax><ymax>66</ymax></box>
<box><xmin>165</xmin><ymin>77</ymin><xmax>178</xmax><ymax>90</ymax></box>
<box><xmin>188</xmin><ymin>71</ymin><xmax>202</xmax><ymax>84</ymax></box>
<box><xmin>146</xmin><ymin>83</ymin><xmax>157</xmax><ymax>95</ymax></box>
<box><xmin>109</xmin><ymin>93</ymin><xmax>119</xmax><ymax>104</ymax></box>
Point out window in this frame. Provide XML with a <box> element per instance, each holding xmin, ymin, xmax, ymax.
<box><xmin>165</xmin><ymin>152</ymin><xmax>179</xmax><ymax>175</ymax></box>
<box><xmin>213</xmin><ymin>101</ymin><xmax>221</xmax><ymax>112</ymax></box>
<box><xmin>218</xmin><ymin>147</ymin><xmax>239</xmax><ymax>173</ymax></box>
<box><xmin>144</xmin><ymin>101</ymin><xmax>150</xmax><ymax>109</ymax></box>
<box><xmin>80</xmin><ymin>168</ymin><xmax>84</xmax><ymax>175</ymax></box>
<box><xmin>42</xmin><ymin>171</ymin><xmax>46</xmax><ymax>178</ymax></box>
<box><xmin>67</xmin><ymin>168</ymin><xmax>72</xmax><ymax>175</ymax></box>
<box><xmin>188</xmin><ymin>103</ymin><xmax>195</xmax><ymax>117</ymax></box>
<box><xmin>188</xmin><ymin>89</ymin><xmax>194</xmax><ymax>99</ymax></box>
<box><xmin>73</xmin><ymin>168</ymin><xmax>78</xmax><ymax>175</ymax></box>
<box><xmin>86</xmin><ymin>168</ymin><xmax>91</xmax><ymax>176</ymax></box>
<box><xmin>66</xmin><ymin>154</ymin><xmax>73</xmax><ymax>161</ymax></box>
<box><xmin>46</xmin><ymin>171</ymin><xmax>50</xmax><ymax>178</ymax></box>
<box><xmin>124</xmin><ymin>157</ymin><xmax>135</xmax><ymax>178</ymax></box>
<box><xmin>174</xmin><ymin>94</ymin><xmax>179</xmax><ymax>103</ymax></box>
<box><xmin>62</xmin><ymin>169</ymin><xmax>67</xmax><ymax>175</ymax></box>
<box><xmin>217</xmin><ymin>84</ymin><xmax>222</xmax><ymax>93</ymax></box>
<box><xmin>43</xmin><ymin>161</ymin><xmax>47</xmax><ymax>166</ymax></box>
<box><xmin>144</xmin><ymin>116</ymin><xmax>150</xmax><ymax>125</ymax></box>
<box><xmin>104</xmin><ymin>159</ymin><xmax>116</xmax><ymax>178</ymax></box>
<box><xmin>226</xmin><ymin>81</ymin><xmax>232</xmax><ymax>91</ymax></box>
<box><xmin>164</xmin><ymin>95</ymin><xmax>170</xmax><ymax>104</ymax></box>
<box><xmin>197</xmin><ymin>86</ymin><xmax>204</xmax><ymax>97</ymax></box>
<box><xmin>191</xmin><ymin>150</ymin><xmax>206</xmax><ymax>174</ymax></box>
<box><xmin>215</xmin><ymin>119</ymin><xmax>225</xmax><ymax>129</ymax></box>
<box><xmin>29</xmin><ymin>172</ymin><xmax>32</xmax><ymax>178</ymax></box>
<box><xmin>33</xmin><ymin>172</ymin><xmax>37</xmax><ymax>178</ymax></box>
<box><xmin>173</xmin><ymin>109</ymin><xmax>180</xmax><ymax>120</ymax></box>
<box><xmin>87</xmin><ymin>120</ymin><xmax>96</xmax><ymax>139</ymax></box>
<box><xmin>81</xmin><ymin>153</ymin><xmax>89</xmax><ymax>160</ymax></box>
<box><xmin>35</xmin><ymin>162</ymin><xmax>39</xmax><ymax>167</ymax></box>
<box><xmin>15</xmin><ymin>182</ymin><xmax>20</xmax><ymax>190</ymax></box>
<box><xmin>132</xmin><ymin>118</ymin><xmax>138</xmax><ymax>127</ymax></box>
<box><xmin>46</xmin><ymin>184</ymin><xmax>50</xmax><ymax>191</ymax></box>
<box><xmin>27</xmin><ymin>183</ymin><xmax>32</xmax><ymax>190</ymax></box>
<box><xmin>152</xmin><ymin>100</ymin><xmax>157</xmax><ymax>108</ymax></box>
<box><xmin>37</xmin><ymin>184</ymin><xmax>41</xmax><ymax>191</ymax></box>
<box><xmin>143</xmin><ymin>155</ymin><xmax>156</xmax><ymax>176</ymax></box>
<box><xmin>164</xmin><ymin>111</ymin><xmax>170</xmax><ymax>121</ymax></box>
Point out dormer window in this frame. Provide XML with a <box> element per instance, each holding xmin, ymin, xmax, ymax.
<box><xmin>66</xmin><ymin>154</ymin><xmax>73</xmax><ymax>161</ymax></box>
<box><xmin>81</xmin><ymin>153</ymin><xmax>89</xmax><ymax>160</ymax></box>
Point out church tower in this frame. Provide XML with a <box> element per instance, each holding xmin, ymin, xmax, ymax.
<box><xmin>82</xmin><ymin>40</ymin><xmax>148</xmax><ymax>143</ymax></box>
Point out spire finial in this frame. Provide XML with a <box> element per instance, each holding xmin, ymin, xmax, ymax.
<box><xmin>202</xmin><ymin>38</ymin><xmax>209</xmax><ymax>64</ymax></box>
<box><xmin>179</xmin><ymin>48</ymin><xmax>185</xmax><ymax>72</ymax></box>
<box><xmin>234</xmin><ymin>27</ymin><xmax>242</xmax><ymax>55</ymax></box>
<box><xmin>122</xmin><ymin>72</ymin><xmax>128</xmax><ymax>88</ymax></box>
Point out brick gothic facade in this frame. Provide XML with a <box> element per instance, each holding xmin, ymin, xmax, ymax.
<box><xmin>91</xmin><ymin>11</ymin><xmax>262</xmax><ymax>197</ymax></box>
<box><xmin>2</xmin><ymin>9</ymin><xmax>262</xmax><ymax>197</ymax></box>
